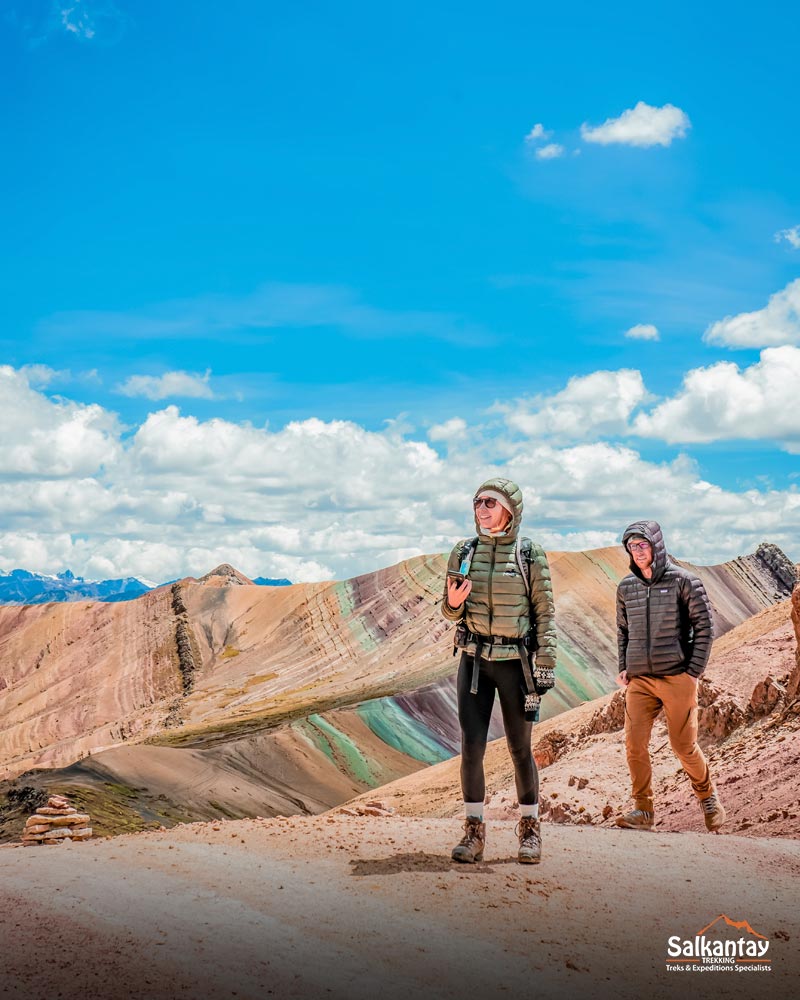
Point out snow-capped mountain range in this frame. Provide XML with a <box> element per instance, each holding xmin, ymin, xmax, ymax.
<box><xmin>0</xmin><ymin>569</ymin><xmax>291</xmax><ymax>605</ymax></box>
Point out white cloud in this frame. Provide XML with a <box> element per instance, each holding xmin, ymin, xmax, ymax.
<box><xmin>61</xmin><ymin>3</ymin><xmax>96</xmax><ymax>39</ymax></box>
<box><xmin>117</xmin><ymin>369</ymin><xmax>215</xmax><ymax>400</ymax></box>
<box><xmin>1</xmin><ymin>367</ymin><xmax>799</xmax><ymax>583</ymax></box>
<box><xmin>18</xmin><ymin>364</ymin><xmax>63</xmax><ymax>387</ymax></box>
<box><xmin>58</xmin><ymin>1</ymin><xmax>126</xmax><ymax>43</ymax></box>
<box><xmin>625</xmin><ymin>323</ymin><xmax>660</xmax><ymax>341</ymax></box>
<box><xmin>428</xmin><ymin>418</ymin><xmax>468</xmax><ymax>443</ymax></box>
<box><xmin>774</xmin><ymin>226</ymin><xmax>800</xmax><ymax>250</ymax></box>
<box><xmin>10</xmin><ymin>0</ymin><xmax>127</xmax><ymax>48</ymax></box>
<box><xmin>704</xmin><ymin>278</ymin><xmax>800</xmax><ymax>348</ymax></box>
<box><xmin>524</xmin><ymin>123</ymin><xmax>552</xmax><ymax>143</ymax></box>
<box><xmin>503</xmin><ymin>370</ymin><xmax>650</xmax><ymax>443</ymax></box>
<box><xmin>581</xmin><ymin>101</ymin><xmax>691</xmax><ymax>148</ymax></box>
<box><xmin>0</xmin><ymin>365</ymin><xmax>120</xmax><ymax>477</ymax></box>
<box><xmin>633</xmin><ymin>347</ymin><xmax>800</xmax><ymax>450</ymax></box>
<box><xmin>535</xmin><ymin>143</ymin><xmax>565</xmax><ymax>160</ymax></box>
<box><xmin>484</xmin><ymin>442</ymin><xmax>800</xmax><ymax>566</ymax></box>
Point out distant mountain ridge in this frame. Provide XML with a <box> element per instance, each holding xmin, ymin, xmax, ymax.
<box><xmin>0</xmin><ymin>567</ymin><xmax>292</xmax><ymax>605</ymax></box>
<box><xmin>0</xmin><ymin>568</ymin><xmax>150</xmax><ymax>605</ymax></box>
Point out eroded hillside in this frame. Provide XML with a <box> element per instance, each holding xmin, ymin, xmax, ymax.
<box><xmin>0</xmin><ymin>544</ymin><xmax>795</xmax><ymax>836</ymax></box>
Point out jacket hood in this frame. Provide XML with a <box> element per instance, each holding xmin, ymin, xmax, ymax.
<box><xmin>473</xmin><ymin>478</ymin><xmax>523</xmax><ymax>539</ymax></box>
<box><xmin>621</xmin><ymin>520</ymin><xmax>669</xmax><ymax>583</ymax></box>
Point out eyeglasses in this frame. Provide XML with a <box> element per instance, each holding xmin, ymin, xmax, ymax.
<box><xmin>627</xmin><ymin>541</ymin><xmax>651</xmax><ymax>553</ymax></box>
<box><xmin>473</xmin><ymin>497</ymin><xmax>499</xmax><ymax>509</ymax></box>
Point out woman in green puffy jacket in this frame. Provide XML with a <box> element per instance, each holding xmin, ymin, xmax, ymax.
<box><xmin>441</xmin><ymin>477</ymin><xmax>557</xmax><ymax>864</ymax></box>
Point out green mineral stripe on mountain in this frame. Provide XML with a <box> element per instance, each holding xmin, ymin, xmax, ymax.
<box><xmin>585</xmin><ymin>554</ymin><xmax>624</xmax><ymax>585</ymax></box>
<box><xmin>303</xmin><ymin>714</ymin><xmax>378</xmax><ymax>786</ymax></box>
<box><xmin>332</xmin><ymin>580</ymin><xmax>380</xmax><ymax>653</ymax></box>
<box><xmin>552</xmin><ymin>634</ymin><xmax>610</xmax><ymax>705</ymax></box>
<box><xmin>292</xmin><ymin>717</ymin><xmax>337</xmax><ymax>765</ymax></box>
<box><xmin>356</xmin><ymin>698</ymin><xmax>451</xmax><ymax>767</ymax></box>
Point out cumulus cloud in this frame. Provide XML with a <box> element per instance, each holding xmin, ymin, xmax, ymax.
<box><xmin>624</xmin><ymin>323</ymin><xmax>660</xmax><ymax>341</ymax></box>
<box><xmin>581</xmin><ymin>101</ymin><xmax>691</xmax><ymax>148</ymax></box>
<box><xmin>473</xmin><ymin>441</ymin><xmax>800</xmax><ymax>567</ymax></box>
<box><xmin>18</xmin><ymin>364</ymin><xmax>63</xmax><ymax>387</ymax></box>
<box><xmin>633</xmin><ymin>347</ymin><xmax>800</xmax><ymax>450</ymax></box>
<box><xmin>524</xmin><ymin>123</ymin><xmax>552</xmax><ymax>143</ymax></box>
<box><xmin>502</xmin><ymin>370</ymin><xmax>650</xmax><ymax>443</ymax></box>
<box><xmin>774</xmin><ymin>225</ymin><xmax>800</xmax><ymax>250</ymax></box>
<box><xmin>704</xmin><ymin>278</ymin><xmax>800</xmax><ymax>348</ymax></box>
<box><xmin>117</xmin><ymin>369</ymin><xmax>215</xmax><ymax>400</ymax></box>
<box><xmin>0</xmin><ymin>365</ymin><xmax>120</xmax><ymax>477</ymax></box>
<box><xmin>535</xmin><ymin>143</ymin><xmax>565</xmax><ymax>160</ymax></box>
<box><xmin>1</xmin><ymin>368</ymin><xmax>799</xmax><ymax>583</ymax></box>
<box><xmin>428</xmin><ymin>418</ymin><xmax>468</xmax><ymax>443</ymax></box>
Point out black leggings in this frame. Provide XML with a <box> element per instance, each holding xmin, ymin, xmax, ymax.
<box><xmin>457</xmin><ymin>653</ymin><xmax>539</xmax><ymax>806</ymax></box>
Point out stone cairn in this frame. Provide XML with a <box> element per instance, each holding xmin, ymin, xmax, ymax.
<box><xmin>22</xmin><ymin>794</ymin><xmax>92</xmax><ymax>846</ymax></box>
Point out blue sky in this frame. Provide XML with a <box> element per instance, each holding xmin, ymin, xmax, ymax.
<box><xmin>1</xmin><ymin>0</ymin><xmax>799</xmax><ymax>581</ymax></box>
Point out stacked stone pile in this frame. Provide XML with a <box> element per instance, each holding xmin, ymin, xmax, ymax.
<box><xmin>22</xmin><ymin>795</ymin><xmax>92</xmax><ymax>846</ymax></box>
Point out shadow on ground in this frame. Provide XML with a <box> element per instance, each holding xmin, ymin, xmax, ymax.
<box><xmin>349</xmin><ymin>852</ymin><xmax>521</xmax><ymax>875</ymax></box>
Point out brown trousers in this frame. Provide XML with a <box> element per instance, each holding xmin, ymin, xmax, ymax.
<box><xmin>624</xmin><ymin>672</ymin><xmax>713</xmax><ymax>813</ymax></box>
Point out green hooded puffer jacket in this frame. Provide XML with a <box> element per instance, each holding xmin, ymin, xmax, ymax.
<box><xmin>441</xmin><ymin>477</ymin><xmax>557</xmax><ymax>668</ymax></box>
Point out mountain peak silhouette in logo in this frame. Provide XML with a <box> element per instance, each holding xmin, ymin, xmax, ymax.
<box><xmin>696</xmin><ymin>914</ymin><xmax>767</xmax><ymax>940</ymax></box>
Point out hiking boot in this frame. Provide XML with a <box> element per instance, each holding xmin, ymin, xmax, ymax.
<box><xmin>615</xmin><ymin>808</ymin><xmax>654</xmax><ymax>831</ymax></box>
<box><xmin>516</xmin><ymin>816</ymin><xmax>542</xmax><ymax>864</ymax></box>
<box><xmin>451</xmin><ymin>816</ymin><xmax>485</xmax><ymax>863</ymax></box>
<box><xmin>701</xmin><ymin>791</ymin><xmax>726</xmax><ymax>832</ymax></box>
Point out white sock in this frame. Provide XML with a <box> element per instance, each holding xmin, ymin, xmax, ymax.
<box><xmin>464</xmin><ymin>801</ymin><xmax>484</xmax><ymax>820</ymax></box>
<box><xmin>520</xmin><ymin>803</ymin><xmax>539</xmax><ymax>819</ymax></box>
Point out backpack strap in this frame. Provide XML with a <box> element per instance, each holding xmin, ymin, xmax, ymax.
<box><xmin>515</xmin><ymin>536</ymin><xmax>532</xmax><ymax>597</ymax></box>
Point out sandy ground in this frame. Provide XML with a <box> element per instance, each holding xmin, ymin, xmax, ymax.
<box><xmin>1</xmin><ymin>815</ymin><xmax>798</xmax><ymax>1000</ymax></box>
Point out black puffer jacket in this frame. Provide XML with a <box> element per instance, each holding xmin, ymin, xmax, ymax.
<box><xmin>616</xmin><ymin>520</ymin><xmax>713</xmax><ymax>679</ymax></box>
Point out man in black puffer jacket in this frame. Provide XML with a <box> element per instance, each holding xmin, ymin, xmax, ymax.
<box><xmin>615</xmin><ymin>520</ymin><xmax>726</xmax><ymax>833</ymax></box>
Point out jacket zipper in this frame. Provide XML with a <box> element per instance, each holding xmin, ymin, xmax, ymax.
<box><xmin>646</xmin><ymin>585</ymin><xmax>652</xmax><ymax>671</ymax></box>
<box><xmin>488</xmin><ymin>542</ymin><xmax>497</xmax><ymax>635</ymax></box>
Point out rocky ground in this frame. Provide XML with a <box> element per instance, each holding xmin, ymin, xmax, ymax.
<box><xmin>0</xmin><ymin>814</ymin><xmax>798</xmax><ymax>1000</ymax></box>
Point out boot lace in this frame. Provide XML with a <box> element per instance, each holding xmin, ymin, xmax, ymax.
<box><xmin>702</xmin><ymin>794</ymin><xmax>719</xmax><ymax>815</ymax></box>
<box><xmin>515</xmin><ymin>817</ymin><xmax>541</xmax><ymax>846</ymax></box>
<box><xmin>458</xmin><ymin>817</ymin><xmax>483</xmax><ymax>847</ymax></box>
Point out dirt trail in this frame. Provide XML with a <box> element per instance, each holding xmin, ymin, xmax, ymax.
<box><xmin>1</xmin><ymin>815</ymin><xmax>797</xmax><ymax>1000</ymax></box>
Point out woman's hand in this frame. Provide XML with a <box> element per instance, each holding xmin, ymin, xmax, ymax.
<box><xmin>446</xmin><ymin>576</ymin><xmax>472</xmax><ymax>609</ymax></box>
<box><xmin>615</xmin><ymin>670</ymin><xmax>629</xmax><ymax>688</ymax></box>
